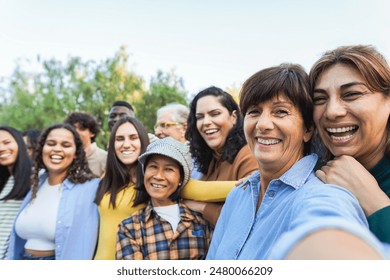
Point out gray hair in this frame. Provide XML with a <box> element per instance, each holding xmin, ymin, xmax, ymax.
<box><xmin>156</xmin><ymin>103</ymin><xmax>189</xmax><ymax>123</ymax></box>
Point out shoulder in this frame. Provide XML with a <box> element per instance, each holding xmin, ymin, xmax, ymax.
<box><xmin>121</xmin><ymin>207</ymin><xmax>146</xmax><ymax>225</ymax></box>
<box><xmin>233</xmin><ymin>145</ymin><xmax>256</xmax><ymax>165</ymax></box>
<box><xmin>65</xmin><ymin>178</ymin><xmax>100</xmax><ymax>192</ymax></box>
<box><xmin>96</xmin><ymin>147</ymin><xmax>108</xmax><ymax>157</ymax></box>
<box><xmin>235</xmin><ymin>145</ymin><xmax>253</xmax><ymax>158</ymax></box>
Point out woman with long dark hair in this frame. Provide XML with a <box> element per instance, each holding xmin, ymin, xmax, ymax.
<box><xmin>0</xmin><ymin>126</ymin><xmax>31</xmax><ymax>259</ymax></box>
<box><xmin>185</xmin><ymin>86</ymin><xmax>258</xmax><ymax>225</ymax></box>
<box><xmin>94</xmin><ymin>117</ymin><xmax>150</xmax><ymax>260</ymax></box>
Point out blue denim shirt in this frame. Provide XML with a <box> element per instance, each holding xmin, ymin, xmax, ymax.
<box><xmin>7</xmin><ymin>173</ymin><xmax>100</xmax><ymax>260</ymax></box>
<box><xmin>207</xmin><ymin>153</ymin><xmax>385</xmax><ymax>259</ymax></box>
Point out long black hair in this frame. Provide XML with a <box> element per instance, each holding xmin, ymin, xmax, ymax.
<box><xmin>0</xmin><ymin>126</ymin><xmax>32</xmax><ymax>201</ymax></box>
<box><xmin>185</xmin><ymin>86</ymin><xmax>247</xmax><ymax>174</ymax></box>
<box><xmin>94</xmin><ymin>117</ymin><xmax>150</xmax><ymax>208</ymax></box>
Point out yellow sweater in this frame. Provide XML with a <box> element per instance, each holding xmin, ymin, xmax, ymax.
<box><xmin>94</xmin><ymin>184</ymin><xmax>145</xmax><ymax>260</ymax></box>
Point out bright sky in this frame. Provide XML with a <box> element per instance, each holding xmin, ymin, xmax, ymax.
<box><xmin>0</xmin><ymin>0</ymin><xmax>389</xmax><ymax>96</ymax></box>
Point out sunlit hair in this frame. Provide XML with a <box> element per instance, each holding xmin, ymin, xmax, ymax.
<box><xmin>31</xmin><ymin>123</ymin><xmax>96</xmax><ymax>200</ymax></box>
<box><xmin>240</xmin><ymin>63</ymin><xmax>313</xmax><ymax>156</ymax></box>
<box><xmin>156</xmin><ymin>103</ymin><xmax>189</xmax><ymax>124</ymax></box>
<box><xmin>0</xmin><ymin>126</ymin><xmax>31</xmax><ymax>201</ymax></box>
<box><xmin>95</xmin><ymin>117</ymin><xmax>149</xmax><ymax>208</ymax></box>
<box><xmin>309</xmin><ymin>45</ymin><xmax>390</xmax><ymax>157</ymax></box>
<box><xmin>185</xmin><ymin>86</ymin><xmax>246</xmax><ymax>174</ymax></box>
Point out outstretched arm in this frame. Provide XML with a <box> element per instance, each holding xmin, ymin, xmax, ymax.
<box><xmin>286</xmin><ymin>229</ymin><xmax>384</xmax><ymax>260</ymax></box>
<box><xmin>181</xmin><ymin>179</ymin><xmax>235</xmax><ymax>202</ymax></box>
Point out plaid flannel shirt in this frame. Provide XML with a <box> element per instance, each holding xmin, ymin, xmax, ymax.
<box><xmin>116</xmin><ymin>200</ymin><xmax>213</xmax><ymax>260</ymax></box>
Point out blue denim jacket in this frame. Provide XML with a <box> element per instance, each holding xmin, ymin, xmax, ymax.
<box><xmin>7</xmin><ymin>173</ymin><xmax>100</xmax><ymax>260</ymax></box>
<box><xmin>207</xmin><ymin>153</ymin><xmax>386</xmax><ymax>259</ymax></box>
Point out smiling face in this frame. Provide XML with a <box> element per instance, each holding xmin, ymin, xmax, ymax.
<box><xmin>154</xmin><ymin>111</ymin><xmax>186</xmax><ymax>143</ymax></box>
<box><xmin>0</xmin><ymin>130</ymin><xmax>19</xmax><ymax>173</ymax></box>
<box><xmin>114</xmin><ymin>122</ymin><xmax>141</xmax><ymax>167</ymax></box>
<box><xmin>144</xmin><ymin>154</ymin><xmax>182</xmax><ymax>207</ymax></box>
<box><xmin>313</xmin><ymin>63</ymin><xmax>390</xmax><ymax>169</ymax></box>
<box><xmin>195</xmin><ymin>95</ymin><xmax>237</xmax><ymax>152</ymax></box>
<box><xmin>42</xmin><ymin>128</ymin><xmax>76</xmax><ymax>183</ymax></box>
<box><xmin>244</xmin><ymin>94</ymin><xmax>312</xmax><ymax>176</ymax></box>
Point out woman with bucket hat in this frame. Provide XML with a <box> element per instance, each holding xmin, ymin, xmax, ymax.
<box><xmin>116</xmin><ymin>137</ymin><xmax>213</xmax><ymax>260</ymax></box>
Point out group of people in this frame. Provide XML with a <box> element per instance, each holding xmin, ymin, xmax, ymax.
<box><xmin>0</xmin><ymin>44</ymin><xmax>389</xmax><ymax>260</ymax></box>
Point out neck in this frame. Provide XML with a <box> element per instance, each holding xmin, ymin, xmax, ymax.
<box><xmin>358</xmin><ymin>150</ymin><xmax>385</xmax><ymax>170</ymax></box>
<box><xmin>7</xmin><ymin>165</ymin><xmax>14</xmax><ymax>175</ymax></box>
<box><xmin>84</xmin><ymin>142</ymin><xmax>93</xmax><ymax>156</ymax></box>
<box><xmin>127</xmin><ymin>165</ymin><xmax>137</xmax><ymax>184</ymax></box>
<box><xmin>48</xmin><ymin>171</ymin><xmax>67</xmax><ymax>185</ymax></box>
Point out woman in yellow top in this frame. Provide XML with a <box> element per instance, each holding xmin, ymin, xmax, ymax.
<box><xmin>94</xmin><ymin>116</ymin><xmax>234</xmax><ymax>260</ymax></box>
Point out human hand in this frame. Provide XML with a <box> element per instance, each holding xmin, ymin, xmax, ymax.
<box><xmin>316</xmin><ymin>155</ymin><xmax>390</xmax><ymax>216</ymax></box>
<box><xmin>183</xmin><ymin>199</ymin><xmax>207</xmax><ymax>214</ymax></box>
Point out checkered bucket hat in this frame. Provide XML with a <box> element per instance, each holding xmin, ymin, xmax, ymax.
<box><xmin>138</xmin><ymin>137</ymin><xmax>194</xmax><ymax>186</ymax></box>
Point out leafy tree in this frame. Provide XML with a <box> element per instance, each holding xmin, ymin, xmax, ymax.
<box><xmin>134</xmin><ymin>69</ymin><xmax>188</xmax><ymax>132</ymax></box>
<box><xmin>225</xmin><ymin>83</ymin><xmax>242</xmax><ymax>104</ymax></box>
<box><xmin>0</xmin><ymin>48</ymin><xmax>189</xmax><ymax>147</ymax></box>
<box><xmin>0</xmin><ymin>47</ymin><xmax>190</xmax><ymax>148</ymax></box>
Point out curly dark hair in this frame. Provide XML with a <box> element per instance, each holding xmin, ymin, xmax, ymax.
<box><xmin>185</xmin><ymin>86</ymin><xmax>246</xmax><ymax>174</ymax></box>
<box><xmin>64</xmin><ymin>112</ymin><xmax>101</xmax><ymax>143</ymax></box>
<box><xmin>0</xmin><ymin>126</ymin><xmax>32</xmax><ymax>201</ymax></box>
<box><xmin>31</xmin><ymin>123</ymin><xmax>96</xmax><ymax>200</ymax></box>
<box><xmin>95</xmin><ymin>117</ymin><xmax>150</xmax><ymax>208</ymax></box>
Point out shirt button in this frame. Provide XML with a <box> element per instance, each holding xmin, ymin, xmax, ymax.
<box><xmin>268</xmin><ymin>190</ymin><xmax>275</xmax><ymax>197</ymax></box>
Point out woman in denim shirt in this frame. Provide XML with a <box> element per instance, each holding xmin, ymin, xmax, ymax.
<box><xmin>8</xmin><ymin>123</ymin><xmax>100</xmax><ymax>260</ymax></box>
<box><xmin>207</xmin><ymin>63</ymin><xmax>386</xmax><ymax>260</ymax></box>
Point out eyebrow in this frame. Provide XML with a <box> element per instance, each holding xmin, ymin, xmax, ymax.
<box><xmin>116</xmin><ymin>133</ymin><xmax>138</xmax><ymax>137</ymax></box>
<box><xmin>313</xmin><ymin>82</ymin><xmax>367</xmax><ymax>93</ymax></box>
<box><xmin>340</xmin><ymin>82</ymin><xmax>367</xmax><ymax>91</ymax></box>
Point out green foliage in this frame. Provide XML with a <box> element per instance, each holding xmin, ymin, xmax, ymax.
<box><xmin>0</xmin><ymin>47</ymin><xmax>188</xmax><ymax>148</ymax></box>
<box><xmin>134</xmin><ymin>69</ymin><xmax>188</xmax><ymax>133</ymax></box>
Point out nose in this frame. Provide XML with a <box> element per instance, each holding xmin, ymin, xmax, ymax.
<box><xmin>324</xmin><ymin>97</ymin><xmax>347</xmax><ymax>120</ymax></box>
<box><xmin>154</xmin><ymin>126</ymin><xmax>163</xmax><ymax>136</ymax></box>
<box><xmin>123</xmin><ymin>138</ymin><xmax>131</xmax><ymax>148</ymax></box>
<box><xmin>52</xmin><ymin>144</ymin><xmax>62</xmax><ymax>152</ymax></box>
<box><xmin>255</xmin><ymin>113</ymin><xmax>274</xmax><ymax>132</ymax></box>
<box><xmin>152</xmin><ymin>167</ymin><xmax>164</xmax><ymax>180</ymax></box>
<box><xmin>202</xmin><ymin>115</ymin><xmax>212</xmax><ymax>126</ymax></box>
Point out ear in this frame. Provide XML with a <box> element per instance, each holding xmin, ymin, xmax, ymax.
<box><xmin>303</xmin><ymin>125</ymin><xmax>314</xmax><ymax>143</ymax></box>
<box><xmin>231</xmin><ymin>110</ymin><xmax>238</xmax><ymax>125</ymax></box>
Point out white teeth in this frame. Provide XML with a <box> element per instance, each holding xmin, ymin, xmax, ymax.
<box><xmin>151</xmin><ymin>183</ymin><xmax>165</xmax><ymax>189</ymax></box>
<box><xmin>122</xmin><ymin>151</ymin><xmax>134</xmax><ymax>155</ymax></box>
<box><xmin>0</xmin><ymin>153</ymin><xmax>11</xmax><ymax>159</ymax></box>
<box><xmin>331</xmin><ymin>134</ymin><xmax>354</xmax><ymax>141</ymax></box>
<box><xmin>257</xmin><ymin>138</ymin><xmax>281</xmax><ymax>145</ymax></box>
<box><xmin>50</xmin><ymin>155</ymin><xmax>63</xmax><ymax>159</ymax></box>
<box><xmin>326</xmin><ymin>126</ymin><xmax>356</xmax><ymax>133</ymax></box>
<box><xmin>205</xmin><ymin>129</ymin><xmax>218</xmax><ymax>135</ymax></box>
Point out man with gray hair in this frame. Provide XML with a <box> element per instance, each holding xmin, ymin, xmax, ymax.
<box><xmin>154</xmin><ymin>103</ymin><xmax>189</xmax><ymax>143</ymax></box>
